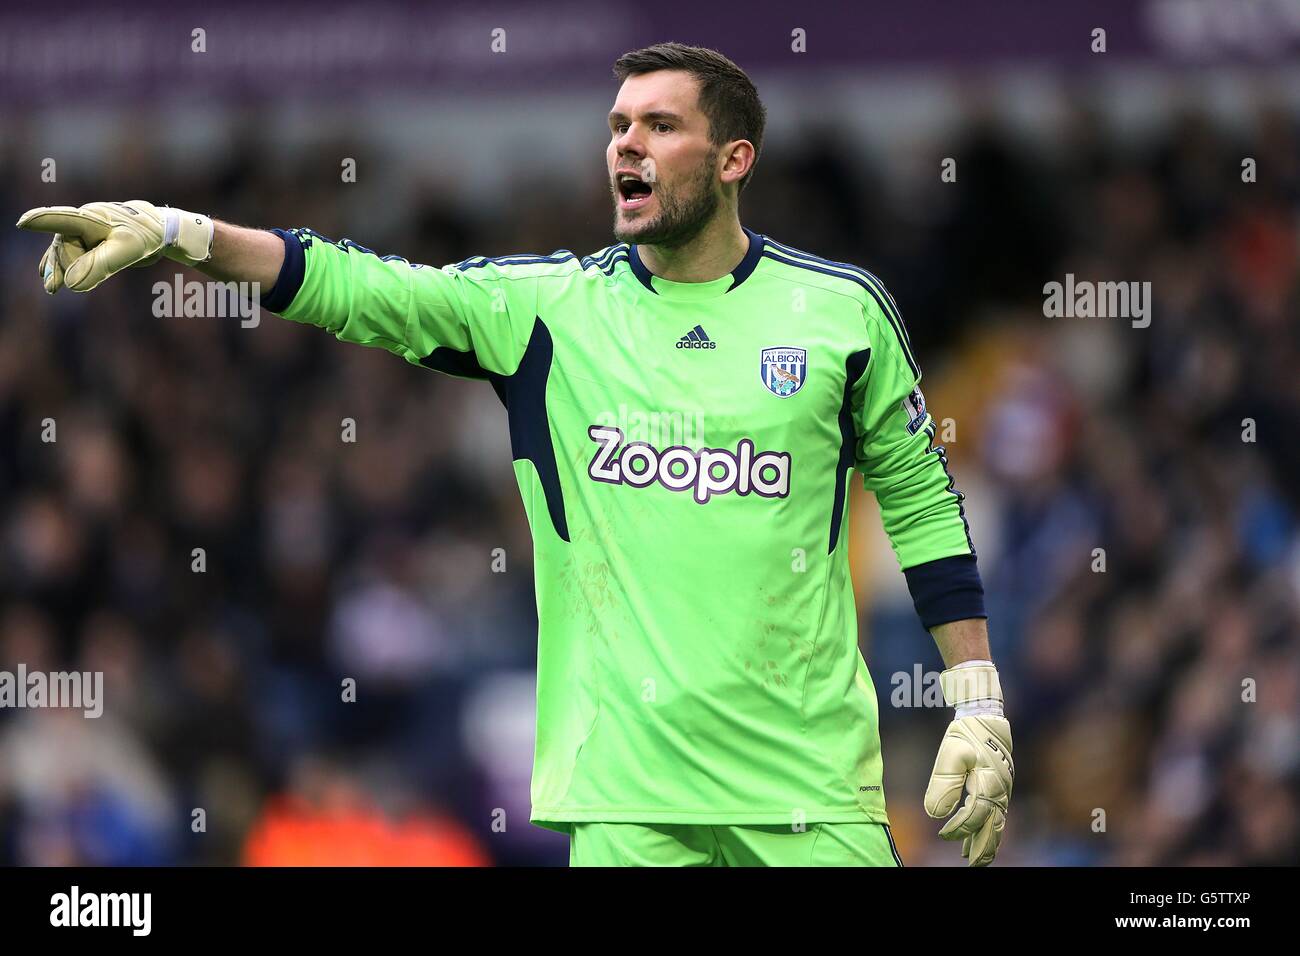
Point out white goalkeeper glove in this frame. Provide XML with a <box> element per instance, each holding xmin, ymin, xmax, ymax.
<box><xmin>16</xmin><ymin>200</ymin><xmax>214</xmax><ymax>294</ymax></box>
<box><xmin>924</xmin><ymin>660</ymin><xmax>1014</xmax><ymax>866</ymax></box>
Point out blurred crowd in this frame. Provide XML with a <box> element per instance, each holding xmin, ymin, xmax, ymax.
<box><xmin>0</xmin><ymin>85</ymin><xmax>1297</xmax><ymax>866</ymax></box>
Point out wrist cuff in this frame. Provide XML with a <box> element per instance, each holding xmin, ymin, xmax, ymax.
<box><xmin>161</xmin><ymin>207</ymin><xmax>214</xmax><ymax>264</ymax></box>
<box><xmin>955</xmin><ymin>702</ymin><xmax>1005</xmax><ymax>718</ymax></box>
<box><xmin>261</xmin><ymin>228</ymin><xmax>306</xmax><ymax>313</ymax></box>
<box><xmin>940</xmin><ymin>663</ymin><xmax>1002</xmax><ymax>708</ymax></box>
<box><xmin>903</xmin><ymin>554</ymin><xmax>986</xmax><ymax>630</ymax></box>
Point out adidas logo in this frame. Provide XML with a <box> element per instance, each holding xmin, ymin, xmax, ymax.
<box><xmin>676</xmin><ymin>325</ymin><xmax>717</xmax><ymax>349</ymax></box>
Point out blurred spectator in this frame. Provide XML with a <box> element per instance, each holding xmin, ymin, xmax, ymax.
<box><xmin>241</xmin><ymin>756</ymin><xmax>488</xmax><ymax>866</ymax></box>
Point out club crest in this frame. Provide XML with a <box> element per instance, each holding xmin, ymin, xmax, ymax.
<box><xmin>760</xmin><ymin>347</ymin><xmax>806</xmax><ymax>398</ymax></box>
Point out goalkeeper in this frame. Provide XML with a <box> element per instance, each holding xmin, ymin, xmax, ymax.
<box><xmin>17</xmin><ymin>43</ymin><xmax>1012</xmax><ymax>867</ymax></box>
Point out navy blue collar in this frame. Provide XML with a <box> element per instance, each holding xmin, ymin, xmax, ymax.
<box><xmin>629</xmin><ymin>226</ymin><xmax>765</xmax><ymax>294</ymax></box>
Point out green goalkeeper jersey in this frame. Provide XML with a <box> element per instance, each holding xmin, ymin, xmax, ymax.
<box><xmin>263</xmin><ymin>226</ymin><xmax>985</xmax><ymax>830</ymax></box>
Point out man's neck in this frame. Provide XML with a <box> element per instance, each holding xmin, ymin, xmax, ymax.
<box><xmin>637</xmin><ymin>216</ymin><xmax>749</xmax><ymax>284</ymax></box>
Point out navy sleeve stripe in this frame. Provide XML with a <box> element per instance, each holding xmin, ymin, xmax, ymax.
<box><xmin>903</xmin><ymin>553</ymin><xmax>987</xmax><ymax>631</ymax></box>
<box><xmin>924</xmin><ymin>422</ymin><xmax>976</xmax><ymax>554</ymax></box>
<box><xmin>260</xmin><ymin>228</ymin><xmax>306</xmax><ymax>314</ymax></box>
<box><xmin>830</xmin><ymin>347</ymin><xmax>872</xmax><ymax>553</ymax></box>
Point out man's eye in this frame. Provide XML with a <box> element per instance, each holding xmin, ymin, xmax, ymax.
<box><xmin>653</xmin><ymin>123</ymin><xmax>673</xmax><ymax>133</ymax></box>
<box><xmin>614</xmin><ymin>123</ymin><xmax>629</xmax><ymax>134</ymax></box>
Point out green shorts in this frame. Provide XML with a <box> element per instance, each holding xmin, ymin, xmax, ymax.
<box><xmin>568</xmin><ymin>822</ymin><xmax>903</xmax><ymax>867</ymax></box>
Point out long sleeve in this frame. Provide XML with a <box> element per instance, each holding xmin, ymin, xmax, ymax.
<box><xmin>262</xmin><ymin>227</ymin><xmax>537</xmax><ymax>377</ymax></box>
<box><xmin>852</xmin><ymin>289</ymin><xmax>985</xmax><ymax>629</ymax></box>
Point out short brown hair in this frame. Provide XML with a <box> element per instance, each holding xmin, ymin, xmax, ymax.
<box><xmin>613</xmin><ymin>42</ymin><xmax>766</xmax><ymax>193</ymax></box>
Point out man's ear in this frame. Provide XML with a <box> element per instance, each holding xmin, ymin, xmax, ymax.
<box><xmin>719</xmin><ymin>140</ymin><xmax>756</xmax><ymax>189</ymax></box>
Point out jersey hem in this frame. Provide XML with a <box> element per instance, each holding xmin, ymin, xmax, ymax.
<box><xmin>530</xmin><ymin>807</ymin><xmax>890</xmax><ymax>832</ymax></box>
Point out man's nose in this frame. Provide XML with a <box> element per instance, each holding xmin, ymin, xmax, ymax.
<box><xmin>615</xmin><ymin>127</ymin><xmax>645</xmax><ymax>158</ymax></box>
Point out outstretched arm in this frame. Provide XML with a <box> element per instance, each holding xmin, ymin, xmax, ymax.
<box><xmin>17</xmin><ymin>199</ymin><xmax>537</xmax><ymax>378</ymax></box>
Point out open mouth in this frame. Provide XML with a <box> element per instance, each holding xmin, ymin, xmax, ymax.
<box><xmin>617</xmin><ymin>172</ymin><xmax>654</xmax><ymax>209</ymax></box>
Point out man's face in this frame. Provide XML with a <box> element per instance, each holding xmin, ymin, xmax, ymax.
<box><xmin>607</xmin><ymin>70</ymin><xmax>721</xmax><ymax>247</ymax></box>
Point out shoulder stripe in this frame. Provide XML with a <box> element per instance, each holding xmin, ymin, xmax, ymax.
<box><xmin>581</xmin><ymin>244</ymin><xmax>630</xmax><ymax>276</ymax></box>
<box><xmin>293</xmin><ymin>229</ymin><xmax>399</xmax><ymax>263</ymax></box>
<box><xmin>584</xmin><ymin>243</ymin><xmax>627</xmax><ymax>268</ymax></box>
<box><xmin>762</xmin><ymin>249</ymin><xmax>919</xmax><ymax>377</ymax></box>
<box><xmin>764</xmin><ymin>238</ymin><xmax>917</xmax><ymax>364</ymax></box>
<box><xmin>595</xmin><ymin>254</ymin><xmax>630</xmax><ymax>277</ymax></box>
<box><xmin>455</xmin><ymin>251</ymin><xmax>579</xmax><ymax>272</ymax></box>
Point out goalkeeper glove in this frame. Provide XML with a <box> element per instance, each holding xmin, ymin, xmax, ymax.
<box><xmin>924</xmin><ymin>660</ymin><xmax>1013</xmax><ymax>866</ymax></box>
<box><xmin>16</xmin><ymin>200</ymin><xmax>213</xmax><ymax>294</ymax></box>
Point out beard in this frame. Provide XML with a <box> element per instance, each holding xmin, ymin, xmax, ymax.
<box><xmin>611</xmin><ymin>149</ymin><xmax>720</xmax><ymax>248</ymax></box>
